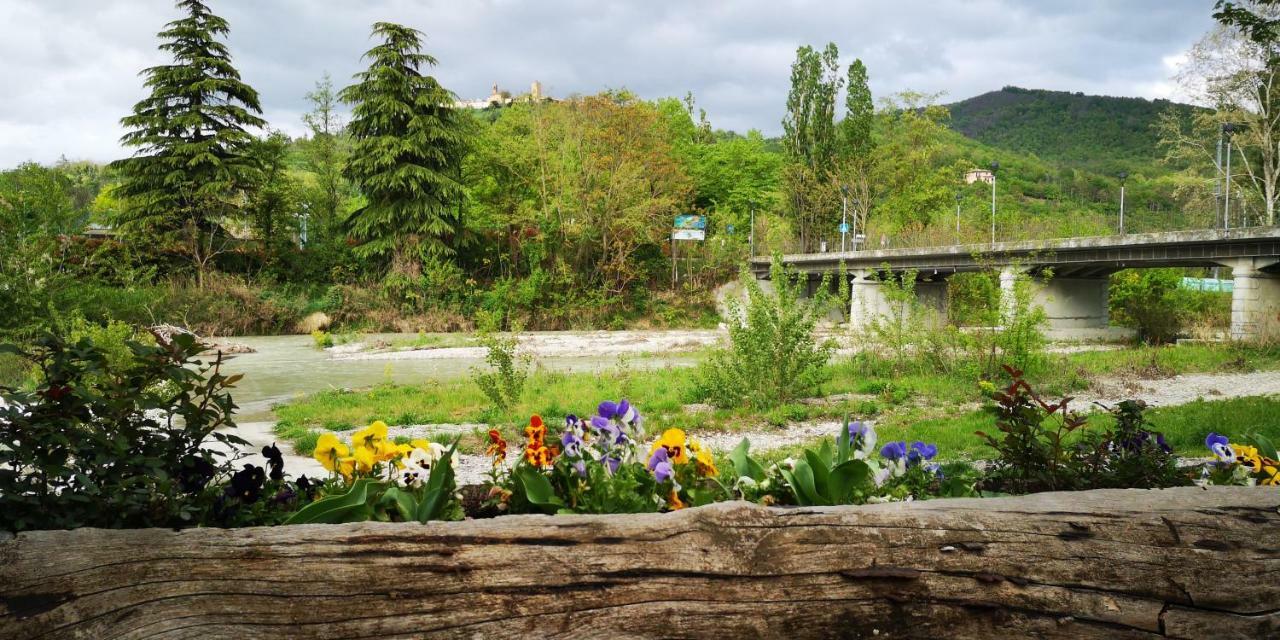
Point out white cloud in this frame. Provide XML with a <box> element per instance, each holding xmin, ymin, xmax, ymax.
<box><xmin>0</xmin><ymin>0</ymin><xmax>1217</xmax><ymax>166</ymax></box>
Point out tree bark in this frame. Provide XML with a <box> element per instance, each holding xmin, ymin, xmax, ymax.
<box><xmin>1</xmin><ymin>487</ymin><xmax>1277</xmax><ymax>639</ymax></box>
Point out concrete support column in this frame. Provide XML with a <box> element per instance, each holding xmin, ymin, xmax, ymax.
<box><xmin>1225</xmin><ymin>258</ymin><xmax>1280</xmax><ymax>341</ymax></box>
<box><xmin>1033</xmin><ymin>278</ymin><xmax>1110</xmax><ymax>329</ymax></box>
<box><xmin>914</xmin><ymin>280</ymin><xmax>950</xmax><ymax>327</ymax></box>
<box><xmin>998</xmin><ymin>268</ymin><xmax>1019</xmax><ymax>325</ymax></box>
<box><xmin>848</xmin><ymin>270</ymin><xmax>891</xmax><ymax>331</ymax></box>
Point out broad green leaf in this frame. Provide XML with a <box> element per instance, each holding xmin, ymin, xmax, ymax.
<box><xmin>789</xmin><ymin>460</ymin><xmax>827</xmax><ymax>506</ymax></box>
<box><xmin>730</xmin><ymin>438</ymin><xmax>767</xmax><ymax>481</ymax></box>
<box><xmin>804</xmin><ymin>449</ymin><xmax>832</xmax><ymax>500</ymax></box>
<box><xmin>828</xmin><ymin>459</ymin><xmax>874</xmax><ymax>504</ymax></box>
<box><xmin>515</xmin><ymin>466</ymin><xmax>563</xmax><ymax>510</ymax></box>
<box><xmin>836</xmin><ymin>417</ymin><xmax>851</xmax><ymax>464</ymax></box>
<box><xmin>284</xmin><ymin>478</ymin><xmax>381</xmax><ymax>525</ymax></box>
<box><xmin>816</xmin><ymin>439</ymin><xmax>834</xmax><ymax>468</ymax></box>
<box><xmin>1250</xmin><ymin>432</ymin><xmax>1278</xmax><ymax>461</ymax></box>
<box><xmin>416</xmin><ymin>439</ymin><xmax>460</xmax><ymax>522</ymax></box>
<box><xmin>380</xmin><ymin>486</ymin><xmax>417</xmax><ymax>521</ymax></box>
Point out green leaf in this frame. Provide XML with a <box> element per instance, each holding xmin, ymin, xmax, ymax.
<box><xmin>730</xmin><ymin>438</ymin><xmax>767</xmax><ymax>481</ymax></box>
<box><xmin>828</xmin><ymin>460</ymin><xmax>874</xmax><ymax>504</ymax></box>
<box><xmin>515</xmin><ymin>466</ymin><xmax>563</xmax><ymax>511</ymax></box>
<box><xmin>836</xmin><ymin>417</ymin><xmax>851</xmax><ymax>464</ymax></box>
<box><xmin>380</xmin><ymin>486</ymin><xmax>418</xmax><ymax>521</ymax></box>
<box><xmin>804</xmin><ymin>449</ymin><xmax>832</xmax><ymax>501</ymax></box>
<box><xmin>415</xmin><ymin>439</ymin><xmax>460</xmax><ymax>522</ymax></box>
<box><xmin>284</xmin><ymin>478</ymin><xmax>381</xmax><ymax>525</ymax></box>
<box><xmin>788</xmin><ymin>460</ymin><xmax>827</xmax><ymax>506</ymax></box>
<box><xmin>1250</xmin><ymin>432</ymin><xmax>1279</xmax><ymax>461</ymax></box>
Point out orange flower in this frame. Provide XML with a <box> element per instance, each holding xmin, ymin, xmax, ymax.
<box><xmin>667</xmin><ymin>488</ymin><xmax>686</xmax><ymax>511</ymax></box>
<box><xmin>525</xmin><ymin>415</ymin><xmax>547</xmax><ymax>448</ymax></box>
<box><xmin>523</xmin><ymin>443</ymin><xmax>559</xmax><ymax>468</ymax></box>
<box><xmin>486</xmin><ymin>429</ymin><xmax>508</xmax><ymax>465</ymax></box>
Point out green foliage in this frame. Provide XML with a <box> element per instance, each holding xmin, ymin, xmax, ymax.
<box><xmin>0</xmin><ymin>163</ymin><xmax>84</xmax><ymax>341</ymax></box>
<box><xmin>340</xmin><ymin>22</ymin><xmax>468</xmax><ymax>273</ymax></box>
<box><xmin>978</xmin><ymin>366</ymin><xmax>1191</xmax><ymax>494</ymax></box>
<box><xmin>470</xmin><ymin>317</ymin><xmax>531</xmax><ymax>415</ymax></box>
<box><xmin>0</xmin><ymin>332</ymin><xmax>242</xmax><ymax>531</ymax></box>
<box><xmin>948</xmin><ymin>86</ymin><xmax>1197</xmax><ymax>174</ymax></box>
<box><xmin>245</xmin><ymin>131</ymin><xmax>301</xmax><ymax>276</ymax></box>
<box><xmin>1109</xmin><ymin>268</ymin><xmax>1204</xmax><ymax>343</ymax></box>
<box><xmin>110</xmin><ymin>0</ymin><xmax>265</xmax><ymax>285</ymax></box>
<box><xmin>697</xmin><ymin>259</ymin><xmax>835</xmax><ymax>409</ymax></box>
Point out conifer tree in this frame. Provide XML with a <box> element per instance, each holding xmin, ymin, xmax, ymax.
<box><xmin>111</xmin><ymin>0</ymin><xmax>265</xmax><ymax>286</ymax></box>
<box><xmin>340</xmin><ymin>22</ymin><xmax>467</xmax><ymax>277</ymax></box>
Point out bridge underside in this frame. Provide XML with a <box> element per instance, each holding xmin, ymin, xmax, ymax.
<box><xmin>760</xmin><ymin>228</ymin><xmax>1280</xmax><ymax>342</ymax></box>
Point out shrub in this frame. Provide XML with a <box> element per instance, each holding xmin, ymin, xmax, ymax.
<box><xmin>696</xmin><ymin>258</ymin><xmax>835</xmax><ymax>409</ymax></box>
<box><xmin>0</xmin><ymin>332</ymin><xmax>243</xmax><ymax>531</ymax></box>
<box><xmin>1110</xmin><ymin>268</ymin><xmax>1209</xmax><ymax>344</ymax></box>
<box><xmin>977</xmin><ymin>366</ymin><xmax>1191</xmax><ymax>494</ymax></box>
<box><xmin>471</xmin><ymin>314</ymin><xmax>531</xmax><ymax>415</ymax></box>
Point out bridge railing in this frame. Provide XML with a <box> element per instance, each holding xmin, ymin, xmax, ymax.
<box><xmin>751</xmin><ymin>206</ymin><xmax>1248</xmax><ymax>257</ymax></box>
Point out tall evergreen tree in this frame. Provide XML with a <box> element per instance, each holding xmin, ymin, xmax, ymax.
<box><xmin>110</xmin><ymin>0</ymin><xmax>265</xmax><ymax>285</ymax></box>
<box><xmin>841</xmin><ymin>59</ymin><xmax>874</xmax><ymax>161</ymax></box>
<box><xmin>340</xmin><ymin>22</ymin><xmax>468</xmax><ymax>278</ymax></box>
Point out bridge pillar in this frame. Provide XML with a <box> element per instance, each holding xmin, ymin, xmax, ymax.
<box><xmin>849</xmin><ymin>270</ymin><xmax>891</xmax><ymax>331</ymax></box>
<box><xmin>1001</xmin><ymin>268</ymin><xmax>1110</xmax><ymax>334</ymax></box>
<box><xmin>1224</xmin><ymin>258</ymin><xmax>1280</xmax><ymax>341</ymax></box>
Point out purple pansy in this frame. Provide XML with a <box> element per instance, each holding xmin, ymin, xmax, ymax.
<box><xmin>648</xmin><ymin>448</ymin><xmax>674</xmax><ymax>483</ymax></box>
<box><xmin>907</xmin><ymin>441</ymin><xmax>938</xmax><ymax>465</ymax></box>
<box><xmin>561</xmin><ymin>430</ymin><xmax>583</xmax><ymax>457</ymax></box>
<box><xmin>597</xmin><ymin>401</ymin><xmax>619</xmax><ymax>419</ymax></box>
<box><xmin>880</xmin><ymin>441</ymin><xmax>907</xmax><ymax>461</ymax></box>
<box><xmin>1206</xmin><ymin>432</ymin><xmax>1234</xmax><ymax>462</ymax></box>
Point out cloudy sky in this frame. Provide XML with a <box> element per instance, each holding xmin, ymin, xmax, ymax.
<box><xmin>1</xmin><ymin>0</ymin><xmax>1215</xmax><ymax>167</ymax></box>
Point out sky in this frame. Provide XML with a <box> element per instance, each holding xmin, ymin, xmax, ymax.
<box><xmin>0</xmin><ymin>0</ymin><xmax>1216</xmax><ymax>167</ymax></box>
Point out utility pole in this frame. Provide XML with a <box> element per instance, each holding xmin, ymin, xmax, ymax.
<box><xmin>748</xmin><ymin>204</ymin><xmax>755</xmax><ymax>258</ymax></box>
<box><xmin>1224</xmin><ymin>123</ymin><xmax>1236</xmax><ymax>230</ymax></box>
<box><xmin>1118</xmin><ymin>171</ymin><xmax>1127</xmax><ymax>234</ymax></box>
<box><xmin>955</xmin><ymin>192</ymin><xmax>962</xmax><ymax>242</ymax></box>
<box><xmin>989</xmin><ymin>161</ymin><xmax>999</xmax><ymax>245</ymax></box>
<box><xmin>840</xmin><ymin>185</ymin><xmax>849</xmax><ymax>252</ymax></box>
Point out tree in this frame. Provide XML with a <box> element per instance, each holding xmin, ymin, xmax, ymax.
<box><xmin>245</xmin><ymin>131</ymin><xmax>300</xmax><ymax>273</ymax></box>
<box><xmin>781</xmin><ymin>44</ymin><xmax>844</xmax><ymax>250</ymax></box>
<box><xmin>837</xmin><ymin>58</ymin><xmax>876</xmax><ymax>243</ymax></box>
<box><xmin>110</xmin><ymin>0</ymin><xmax>265</xmax><ymax>287</ymax></box>
<box><xmin>1171</xmin><ymin>1</ymin><xmax>1280</xmax><ymax>225</ymax></box>
<box><xmin>301</xmin><ymin>73</ymin><xmax>347</xmax><ymax>242</ymax></box>
<box><xmin>340</xmin><ymin>22</ymin><xmax>468</xmax><ymax>281</ymax></box>
<box><xmin>0</xmin><ymin>164</ymin><xmax>82</xmax><ymax>339</ymax></box>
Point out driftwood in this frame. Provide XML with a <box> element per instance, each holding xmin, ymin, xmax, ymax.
<box><xmin>1</xmin><ymin>487</ymin><xmax>1277</xmax><ymax>639</ymax></box>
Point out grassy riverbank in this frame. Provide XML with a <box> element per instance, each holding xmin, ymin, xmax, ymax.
<box><xmin>272</xmin><ymin>342</ymin><xmax>1280</xmax><ymax>457</ymax></box>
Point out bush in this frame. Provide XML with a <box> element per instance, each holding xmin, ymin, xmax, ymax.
<box><xmin>1109</xmin><ymin>268</ymin><xmax>1225</xmax><ymax>344</ymax></box>
<box><xmin>696</xmin><ymin>258</ymin><xmax>835</xmax><ymax>409</ymax></box>
<box><xmin>976</xmin><ymin>366</ymin><xmax>1190</xmax><ymax>494</ymax></box>
<box><xmin>0</xmin><ymin>332</ymin><xmax>243</xmax><ymax>531</ymax></box>
<box><xmin>471</xmin><ymin>314</ymin><xmax>531</xmax><ymax>415</ymax></box>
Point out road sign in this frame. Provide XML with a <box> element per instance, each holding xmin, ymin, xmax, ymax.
<box><xmin>838</xmin><ymin>223</ymin><xmax>849</xmax><ymax>233</ymax></box>
<box><xmin>672</xmin><ymin>229</ymin><xmax>705</xmax><ymax>240</ymax></box>
<box><xmin>674</xmin><ymin>214</ymin><xmax>706</xmax><ymax>230</ymax></box>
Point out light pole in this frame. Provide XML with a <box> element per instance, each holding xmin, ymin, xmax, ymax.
<box><xmin>1224</xmin><ymin>123</ymin><xmax>1236</xmax><ymax>229</ymax></box>
<box><xmin>955</xmin><ymin>192</ymin><xmax>962</xmax><ymax>242</ymax></box>
<box><xmin>1118</xmin><ymin>171</ymin><xmax>1128</xmax><ymax>234</ymax></box>
<box><xmin>748</xmin><ymin>203</ymin><xmax>755</xmax><ymax>257</ymax></box>
<box><xmin>840</xmin><ymin>185</ymin><xmax>850</xmax><ymax>252</ymax></box>
<box><xmin>989</xmin><ymin>161</ymin><xmax>999</xmax><ymax>245</ymax></box>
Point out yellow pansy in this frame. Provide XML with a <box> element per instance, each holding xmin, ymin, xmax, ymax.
<box><xmin>411</xmin><ymin>438</ymin><xmax>432</xmax><ymax>451</ymax></box>
<box><xmin>336</xmin><ymin>456</ymin><xmax>356</xmax><ymax>481</ymax></box>
<box><xmin>1236</xmin><ymin>445</ymin><xmax>1263</xmax><ymax>473</ymax></box>
<box><xmin>1262</xmin><ymin>465</ymin><xmax>1280</xmax><ymax>486</ymax></box>
<box><xmin>690</xmin><ymin>439</ymin><xmax>718</xmax><ymax>477</ymax></box>
<box><xmin>313</xmin><ymin>433</ymin><xmax>350</xmax><ymax>472</ymax></box>
<box><xmin>352</xmin><ymin>421</ymin><xmax>389</xmax><ymax>449</ymax></box>
<box><xmin>373</xmin><ymin>439</ymin><xmax>401</xmax><ymax>462</ymax></box>
<box><xmin>352</xmin><ymin>445</ymin><xmax>376</xmax><ymax>472</ymax></box>
<box><xmin>648</xmin><ymin>428</ymin><xmax>689</xmax><ymax>464</ymax></box>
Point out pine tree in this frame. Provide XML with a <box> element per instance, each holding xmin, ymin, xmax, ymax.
<box><xmin>110</xmin><ymin>0</ymin><xmax>265</xmax><ymax>286</ymax></box>
<box><xmin>340</xmin><ymin>22</ymin><xmax>467</xmax><ymax>277</ymax></box>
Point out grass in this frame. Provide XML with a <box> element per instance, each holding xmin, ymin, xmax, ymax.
<box><xmin>273</xmin><ymin>342</ymin><xmax>1280</xmax><ymax>457</ymax></box>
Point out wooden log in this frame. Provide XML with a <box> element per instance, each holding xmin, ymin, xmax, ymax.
<box><xmin>1</xmin><ymin>487</ymin><xmax>1277</xmax><ymax>639</ymax></box>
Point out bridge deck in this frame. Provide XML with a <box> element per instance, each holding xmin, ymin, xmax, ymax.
<box><xmin>752</xmin><ymin>227</ymin><xmax>1280</xmax><ymax>278</ymax></box>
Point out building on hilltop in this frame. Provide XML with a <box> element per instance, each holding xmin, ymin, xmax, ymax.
<box><xmin>964</xmin><ymin>168</ymin><xmax>995</xmax><ymax>185</ymax></box>
<box><xmin>454</xmin><ymin>81</ymin><xmax>549</xmax><ymax>109</ymax></box>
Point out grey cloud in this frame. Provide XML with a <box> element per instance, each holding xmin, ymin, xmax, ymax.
<box><xmin>0</xmin><ymin>0</ymin><xmax>1214</xmax><ymax>166</ymax></box>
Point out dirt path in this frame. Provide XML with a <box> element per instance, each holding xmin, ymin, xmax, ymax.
<box><xmin>334</xmin><ymin>329</ymin><xmax>723</xmax><ymax>361</ymax></box>
<box><xmin>1072</xmin><ymin>369</ymin><xmax>1280</xmax><ymax>410</ymax></box>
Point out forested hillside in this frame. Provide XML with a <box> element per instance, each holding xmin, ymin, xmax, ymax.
<box><xmin>947</xmin><ymin>86</ymin><xmax>1201</xmax><ymax>175</ymax></box>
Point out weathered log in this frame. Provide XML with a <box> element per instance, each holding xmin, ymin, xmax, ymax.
<box><xmin>1</xmin><ymin>487</ymin><xmax>1277</xmax><ymax>639</ymax></box>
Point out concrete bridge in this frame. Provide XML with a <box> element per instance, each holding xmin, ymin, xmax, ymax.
<box><xmin>751</xmin><ymin>228</ymin><xmax>1280</xmax><ymax>341</ymax></box>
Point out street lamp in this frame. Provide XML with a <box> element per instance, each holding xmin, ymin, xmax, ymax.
<box><xmin>954</xmin><ymin>192</ymin><xmax>962</xmax><ymax>242</ymax></box>
<box><xmin>840</xmin><ymin>185</ymin><xmax>850</xmax><ymax>252</ymax></box>
<box><xmin>989</xmin><ymin>161</ymin><xmax>999</xmax><ymax>244</ymax></box>
<box><xmin>1223</xmin><ymin>123</ymin><xmax>1237</xmax><ymax>230</ymax></box>
<box><xmin>1118</xmin><ymin>171</ymin><xmax>1128</xmax><ymax>234</ymax></box>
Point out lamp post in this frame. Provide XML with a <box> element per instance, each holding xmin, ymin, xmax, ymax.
<box><xmin>955</xmin><ymin>192</ymin><xmax>962</xmax><ymax>242</ymax></box>
<box><xmin>840</xmin><ymin>185</ymin><xmax>850</xmax><ymax>252</ymax></box>
<box><xmin>748</xmin><ymin>203</ymin><xmax>755</xmax><ymax>258</ymax></box>
<box><xmin>1224</xmin><ymin>123</ymin><xmax>1236</xmax><ymax>230</ymax></box>
<box><xmin>1118</xmin><ymin>171</ymin><xmax>1128</xmax><ymax>234</ymax></box>
<box><xmin>989</xmin><ymin>161</ymin><xmax>999</xmax><ymax>245</ymax></box>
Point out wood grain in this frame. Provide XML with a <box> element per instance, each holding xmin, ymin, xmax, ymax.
<box><xmin>1</xmin><ymin>487</ymin><xmax>1277</xmax><ymax>639</ymax></box>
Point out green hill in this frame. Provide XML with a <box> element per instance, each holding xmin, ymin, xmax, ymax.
<box><xmin>946</xmin><ymin>86</ymin><xmax>1201</xmax><ymax>175</ymax></box>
